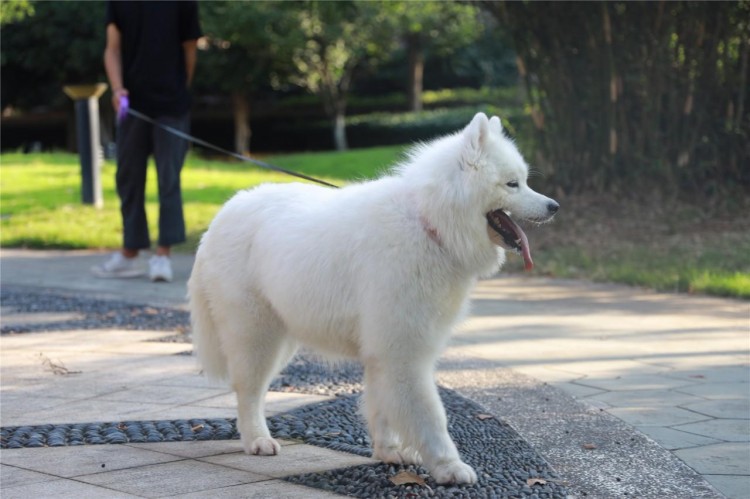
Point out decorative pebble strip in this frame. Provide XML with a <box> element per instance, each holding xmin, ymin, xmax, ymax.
<box><xmin>0</xmin><ymin>287</ymin><xmax>569</xmax><ymax>497</ymax></box>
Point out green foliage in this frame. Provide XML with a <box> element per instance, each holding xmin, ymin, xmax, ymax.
<box><xmin>1</xmin><ymin>1</ymin><xmax>106</xmax><ymax>110</ymax></box>
<box><xmin>0</xmin><ymin>0</ymin><xmax>33</xmax><ymax>26</ymax></box>
<box><xmin>483</xmin><ymin>1</ymin><xmax>750</xmax><ymax>195</ymax></box>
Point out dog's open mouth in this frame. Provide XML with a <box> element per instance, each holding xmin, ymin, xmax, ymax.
<box><xmin>486</xmin><ymin>210</ymin><xmax>533</xmax><ymax>270</ymax></box>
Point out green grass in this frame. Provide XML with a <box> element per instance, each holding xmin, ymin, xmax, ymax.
<box><xmin>0</xmin><ymin>148</ymin><xmax>405</xmax><ymax>251</ymax></box>
<box><xmin>1</xmin><ymin>150</ymin><xmax>748</xmax><ymax>299</ymax></box>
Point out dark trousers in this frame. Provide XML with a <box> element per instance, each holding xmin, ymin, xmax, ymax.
<box><xmin>116</xmin><ymin>113</ymin><xmax>189</xmax><ymax>250</ymax></box>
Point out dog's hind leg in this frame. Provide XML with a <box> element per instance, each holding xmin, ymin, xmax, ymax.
<box><xmin>220</xmin><ymin>296</ymin><xmax>297</xmax><ymax>456</ymax></box>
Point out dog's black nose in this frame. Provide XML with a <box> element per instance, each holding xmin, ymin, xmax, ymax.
<box><xmin>547</xmin><ymin>201</ymin><xmax>559</xmax><ymax>214</ymax></box>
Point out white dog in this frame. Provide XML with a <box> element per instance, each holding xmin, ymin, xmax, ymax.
<box><xmin>188</xmin><ymin>112</ymin><xmax>558</xmax><ymax>484</ymax></box>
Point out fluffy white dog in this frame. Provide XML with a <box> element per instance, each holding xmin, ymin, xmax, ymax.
<box><xmin>188</xmin><ymin>112</ymin><xmax>558</xmax><ymax>484</ymax></box>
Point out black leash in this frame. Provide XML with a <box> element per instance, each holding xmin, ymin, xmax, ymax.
<box><xmin>124</xmin><ymin>106</ymin><xmax>340</xmax><ymax>189</ymax></box>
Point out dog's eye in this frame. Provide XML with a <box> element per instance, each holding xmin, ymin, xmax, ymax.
<box><xmin>506</xmin><ymin>181</ymin><xmax>519</xmax><ymax>188</ymax></box>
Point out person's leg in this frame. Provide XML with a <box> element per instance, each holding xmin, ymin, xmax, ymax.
<box><xmin>152</xmin><ymin>113</ymin><xmax>189</xmax><ymax>252</ymax></box>
<box><xmin>116</xmin><ymin>114</ymin><xmax>153</xmax><ymax>254</ymax></box>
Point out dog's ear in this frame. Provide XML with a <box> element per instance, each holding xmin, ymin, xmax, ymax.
<box><xmin>462</xmin><ymin>112</ymin><xmax>489</xmax><ymax>169</ymax></box>
<box><xmin>489</xmin><ymin>116</ymin><xmax>503</xmax><ymax>135</ymax></box>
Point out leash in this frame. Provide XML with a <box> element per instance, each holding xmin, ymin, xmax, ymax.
<box><xmin>118</xmin><ymin>96</ymin><xmax>339</xmax><ymax>189</ymax></box>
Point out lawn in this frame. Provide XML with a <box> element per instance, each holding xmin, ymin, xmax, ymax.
<box><xmin>1</xmin><ymin>151</ymin><xmax>748</xmax><ymax>299</ymax></box>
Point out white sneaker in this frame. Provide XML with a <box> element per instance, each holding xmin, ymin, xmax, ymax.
<box><xmin>91</xmin><ymin>252</ymin><xmax>145</xmax><ymax>278</ymax></box>
<box><xmin>149</xmin><ymin>255</ymin><xmax>173</xmax><ymax>282</ymax></box>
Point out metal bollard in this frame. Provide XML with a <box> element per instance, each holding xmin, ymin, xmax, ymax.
<box><xmin>63</xmin><ymin>83</ymin><xmax>108</xmax><ymax>208</ymax></box>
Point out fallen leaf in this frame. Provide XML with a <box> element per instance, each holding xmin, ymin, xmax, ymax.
<box><xmin>582</xmin><ymin>443</ymin><xmax>597</xmax><ymax>450</ymax></box>
<box><xmin>527</xmin><ymin>477</ymin><xmax>547</xmax><ymax>486</ymax></box>
<box><xmin>476</xmin><ymin>414</ymin><xmax>494</xmax><ymax>421</ymax></box>
<box><xmin>191</xmin><ymin>424</ymin><xmax>204</xmax><ymax>432</ymax></box>
<box><xmin>390</xmin><ymin>471</ymin><xmax>429</xmax><ymax>489</ymax></box>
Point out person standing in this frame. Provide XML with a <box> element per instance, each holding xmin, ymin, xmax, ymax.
<box><xmin>93</xmin><ymin>1</ymin><xmax>202</xmax><ymax>282</ymax></box>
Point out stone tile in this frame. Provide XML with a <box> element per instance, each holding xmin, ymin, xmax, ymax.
<box><xmin>179</xmin><ymin>479</ymin><xmax>341</xmax><ymax>498</ymax></box>
<box><xmin>665</xmin><ymin>366</ymin><xmax>750</xmax><ymax>384</ymax></box>
<box><xmin>131</xmin><ymin>405</ymin><xmax>237</xmax><ymax>422</ymax></box>
<box><xmin>125</xmin><ymin>439</ymin><xmax>297</xmax><ymax>459</ymax></box>
<box><xmin>0</xmin><ymin>445</ymin><xmax>182</xmax><ymax>478</ymax></box>
<box><xmin>588</xmin><ymin>389</ymin><xmax>702</xmax><ymax>408</ymax></box>
<box><xmin>193</xmin><ymin>391</ymin><xmax>332</xmax><ymax>415</ymax></box>
<box><xmin>0</xmin><ymin>464</ymin><xmax>57</xmax><ymax>488</ymax></box>
<box><xmin>702</xmin><ymin>474</ymin><xmax>750</xmax><ymax>499</ymax></box>
<box><xmin>200</xmin><ymin>443</ymin><xmax>376</xmax><ymax>478</ymax></box>
<box><xmin>635</xmin><ymin>426</ymin><xmax>722</xmax><ymax>450</ymax></box>
<box><xmin>553</xmin><ymin>381</ymin><xmax>607</xmax><ymax>399</ymax></box>
<box><xmin>0</xmin><ymin>398</ymin><xmax>172</xmax><ymax>426</ymax></box>
<box><xmin>1</xmin><ymin>477</ymin><xmax>140</xmax><ymax>499</ymax></box>
<box><xmin>607</xmin><ymin>405</ymin><xmax>710</xmax><ymax>427</ymax></box>
<box><xmin>676</xmin><ymin>382</ymin><xmax>750</xmax><ymax>400</ymax></box>
<box><xmin>576</xmin><ymin>374</ymin><xmax>695</xmax><ymax>392</ymax></box>
<box><xmin>77</xmin><ymin>459</ymin><xmax>266</xmax><ymax>498</ymax></box>
<box><xmin>675</xmin><ymin>442</ymin><xmax>750</xmax><ymax>475</ymax></box>
<box><xmin>675</xmin><ymin>419</ymin><xmax>750</xmax><ymax>442</ymax></box>
<box><xmin>95</xmin><ymin>384</ymin><xmax>228</xmax><ymax>406</ymax></box>
<box><xmin>681</xmin><ymin>399</ymin><xmax>750</xmax><ymax>419</ymax></box>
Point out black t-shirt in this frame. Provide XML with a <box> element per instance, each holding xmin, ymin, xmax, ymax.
<box><xmin>106</xmin><ymin>1</ymin><xmax>202</xmax><ymax>117</ymax></box>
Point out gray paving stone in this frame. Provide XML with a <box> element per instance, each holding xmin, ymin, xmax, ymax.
<box><xmin>635</xmin><ymin>426</ymin><xmax>722</xmax><ymax>450</ymax></box>
<box><xmin>0</xmin><ymin>464</ymin><xmax>58</xmax><ymax>489</ymax></box>
<box><xmin>675</xmin><ymin>442</ymin><xmax>750</xmax><ymax>475</ymax></box>
<box><xmin>681</xmin><ymin>399</ymin><xmax>750</xmax><ymax>419</ymax></box>
<box><xmin>607</xmin><ymin>405</ymin><xmax>712</xmax><ymax>427</ymax></box>
<box><xmin>200</xmin><ymin>443</ymin><xmax>376</xmax><ymax>478</ymax></box>
<box><xmin>179</xmin><ymin>479</ymin><xmax>341</xmax><ymax>498</ymax></box>
<box><xmin>553</xmin><ymin>381</ymin><xmax>607</xmax><ymax>399</ymax></box>
<box><xmin>76</xmin><ymin>459</ymin><xmax>266</xmax><ymax>498</ymax></box>
<box><xmin>0</xmin><ymin>445</ymin><xmax>182</xmax><ymax>478</ymax></box>
<box><xmin>677</xmin><ymin>381</ymin><xmax>750</xmax><ymax>400</ymax></box>
<box><xmin>675</xmin><ymin>419</ymin><xmax>750</xmax><ymax>442</ymax></box>
<box><xmin>125</xmin><ymin>439</ymin><xmax>298</xmax><ymax>459</ymax></box>
<box><xmin>702</xmin><ymin>474</ymin><xmax>750</xmax><ymax>499</ymax></box>
<box><xmin>665</xmin><ymin>366</ymin><xmax>750</xmax><ymax>384</ymax></box>
<box><xmin>1</xmin><ymin>477</ymin><xmax>140</xmax><ymax>499</ymax></box>
<box><xmin>587</xmin><ymin>389</ymin><xmax>703</xmax><ymax>408</ymax></box>
<box><xmin>575</xmin><ymin>374</ymin><xmax>696</xmax><ymax>392</ymax></box>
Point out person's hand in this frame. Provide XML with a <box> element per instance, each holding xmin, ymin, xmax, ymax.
<box><xmin>112</xmin><ymin>88</ymin><xmax>129</xmax><ymax>113</ymax></box>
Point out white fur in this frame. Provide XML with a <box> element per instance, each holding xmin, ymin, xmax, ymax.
<box><xmin>188</xmin><ymin>112</ymin><xmax>557</xmax><ymax>485</ymax></box>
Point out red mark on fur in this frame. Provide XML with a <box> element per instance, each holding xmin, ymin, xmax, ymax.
<box><xmin>420</xmin><ymin>216</ymin><xmax>442</xmax><ymax>246</ymax></box>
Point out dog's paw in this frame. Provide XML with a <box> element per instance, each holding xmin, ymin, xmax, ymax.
<box><xmin>431</xmin><ymin>460</ymin><xmax>477</xmax><ymax>485</ymax></box>
<box><xmin>374</xmin><ymin>446</ymin><xmax>423</xmax><ymax>466</ymax></box>
<box><xmin>245</xmin><ymin>436</ymin><xmax>281</xmax><ymax>456</ymax></box>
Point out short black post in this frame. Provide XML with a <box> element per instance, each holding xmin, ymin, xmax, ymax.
<box><xmin>63</xmin><ymin>84</ymin><xmax>107</xmax><ymax>208</ymax></box>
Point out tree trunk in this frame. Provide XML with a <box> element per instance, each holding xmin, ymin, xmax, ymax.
<box><xmin>333</xmin><ymin>111</ymin><xmax>348</xmax><ymax>151</ymax></box>
<box><xmin>231</xmin><ymin>91</ymin><xmax>251</xmax><ymax>155</ymax></box>
<box><xmin>407</xmin><ymin>34</ymin><xmax>425</xmax><ymax>112</ymax></box>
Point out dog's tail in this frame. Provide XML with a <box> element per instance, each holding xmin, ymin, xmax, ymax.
<box><xmin>188</xmin><ymin>257</ymin><xmax>229</xmax><ymax>381</ymax></box>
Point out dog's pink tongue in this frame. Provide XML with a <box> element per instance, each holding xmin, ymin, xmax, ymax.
<box><xmin>508</xmin><ymin>220</ymin><xmax>533</xmax><ymax>271</ymax></box>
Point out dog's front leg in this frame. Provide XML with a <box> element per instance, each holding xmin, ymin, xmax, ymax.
<box><xmin>366</xmin><ymin>360</ymin><xmax>477</xmax><ymax>485</ymax></box>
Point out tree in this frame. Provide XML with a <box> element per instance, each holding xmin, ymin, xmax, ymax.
<box><xmin>1</xmin><ymin>1</ymin><xmax>106</xmax><ymax>112</ymax></box>
<box><xmin>288</xmin><ymin>1</ymin><xmax>396</xmax><ymax>150</ymax></box>
<box><xmin>481</xmin><ymin>1</ymin><xmax>749</xmax><ymax>196</ymax></box>
<box><xmin>197</xmin><ymin>1</ymin><xmax>298</xmax><ymax>154</ymax></box>
<box><xmin>379</xmin><ymin>1</ymin><xmax>482</xmax><ymax>111</ymax></box>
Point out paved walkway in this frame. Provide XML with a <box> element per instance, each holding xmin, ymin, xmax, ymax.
<box><xmin>1</xmin><ymin>249</ymin><xmax>748</xmax><ymax>498</ymax></box>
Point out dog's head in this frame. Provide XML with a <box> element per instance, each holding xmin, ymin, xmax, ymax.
<box><xmin>461</xmin><ymin>112</ymin><xmax>559</xmax><ymax>270</ymax></box>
